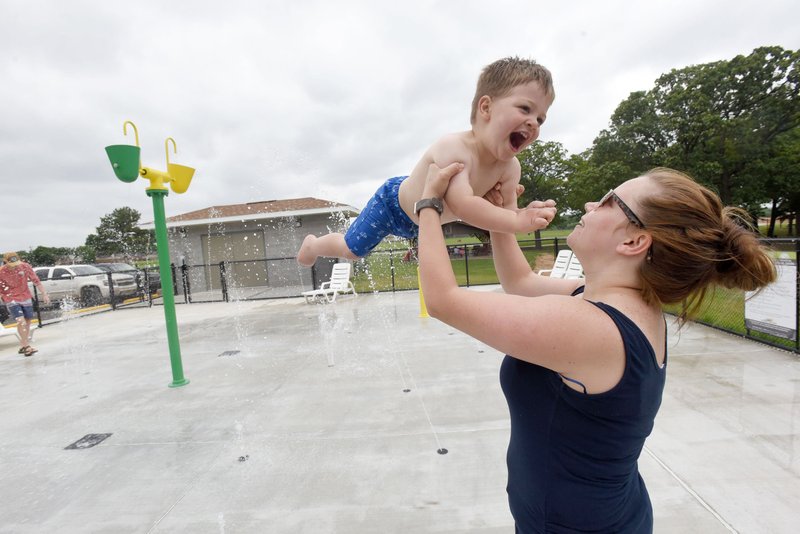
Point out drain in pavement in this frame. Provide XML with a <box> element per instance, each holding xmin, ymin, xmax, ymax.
<box><xmin>65</xmin><ymin>433</ymin><xmax>113</xmax><ymax>450</ymax></box>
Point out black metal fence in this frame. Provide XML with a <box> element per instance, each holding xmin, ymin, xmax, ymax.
<box><xmin>7</xmin><ymin>237</ymin><xmax>798</xmax><ymax>354</ymax></box>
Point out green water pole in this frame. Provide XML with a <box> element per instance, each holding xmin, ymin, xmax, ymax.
<box><xmin>148</xmin><ymin>188</ymin><xmax>190</xmax><ymax>388</ymax></box>
<box><xmin>105</xmin><ymin>121</ymin><xmax>195</xmax><ymax>388</ymax></box>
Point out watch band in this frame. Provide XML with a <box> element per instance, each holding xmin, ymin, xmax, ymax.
<box><xmin>414</xmin><ymin>197</ymin><xmax>444</xmax><ymax>216</ymax></box>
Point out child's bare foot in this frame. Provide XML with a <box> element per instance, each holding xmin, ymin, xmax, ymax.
<box><xmin>297</xmin><ymin>235</ymin><xmax>318</xmax><ymax>266</ymax></box>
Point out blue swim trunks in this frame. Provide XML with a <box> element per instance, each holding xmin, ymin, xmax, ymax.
<box><xmin>344</xmin><ymin>176</ymin><xmax>417</xmax><ymax>257</ymax></box>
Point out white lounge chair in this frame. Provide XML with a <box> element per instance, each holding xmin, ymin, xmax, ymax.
<box><xmin>302</xmin><ymin>263</ymin><xmax>357</xmax><ymax>303</ymax></box>
<box><xmin>537</xmin><ymin>250</ymin><xmax>573</xmax><ymax>279</ymax></box>
<box><xmin>565</xmin><ymin>254</ymin><xmax>584</xmax><ymax>279</ymax></box>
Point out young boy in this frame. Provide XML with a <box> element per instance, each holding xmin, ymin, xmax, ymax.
<box><xmin>297</xmin><ymin>56</ymin><xmax>555</xmax><ymax>267</ymax></box>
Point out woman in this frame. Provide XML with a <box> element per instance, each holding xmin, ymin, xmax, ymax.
<box><xmin>416</xmin><ymin>164</ymin><xmax>776</xmax><ymax>533</ymax></box>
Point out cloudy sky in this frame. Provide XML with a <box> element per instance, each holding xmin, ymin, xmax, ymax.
<box><xmin>1</xmin><ymin>0</ymin><xmax>798</xmax><ymax>252</ymax></box>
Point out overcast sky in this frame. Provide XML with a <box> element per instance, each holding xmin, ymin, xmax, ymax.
<box><xmin>1</xmin><ymin>0</ymin><xmax>798</xmax><ymax>252</ymax></box>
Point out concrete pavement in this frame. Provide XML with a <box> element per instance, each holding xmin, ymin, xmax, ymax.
<box><xmin>1</xmin><ymin>288</ymin><xmax>798</xmax><ymax>533</ymax></box>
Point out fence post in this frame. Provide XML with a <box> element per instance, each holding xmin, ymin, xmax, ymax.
<box><xmin>32</xmin><ymin>285</ymin><xmax>43</xmax><ymax>328</ymax></box>
<box><xmin>464</xmin><ymin>245</ymin><xmax>471</xmax><ymax>288</ymax></box>
<box><xmin>107</xmin><ymin>272</ymin><xmax>117</xmax><ymax>310</ymax></box>
<box><xmin>181</xmin><ymin>260</ymin><xmax>191</xmax><ymax>304</ymax></box>
<box><xmin>796</xmin><ymin>239</ymin><xmax>799</xmax><ymax>352</ymax></box>
<box><xmin>220</xmin><ymin>261</ymin><xmax>229</xmax><ymax>302</ymax></box>
<box><xmin>170</xmin><ymin>263</ymin><xmax>178</xmax><ymax>297</ymax></box>
<box><xmin>390</xmin><ymin>248</ymin><xmax>396</xmax><ymax>292</ymax></box>
<box><xmin>145</xmin><ymin>268</ymin><xmax>153</xmax><ymax>307</ymax></box>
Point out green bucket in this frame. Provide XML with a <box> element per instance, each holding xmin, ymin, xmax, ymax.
<box><xmin>105</xmin><ymin>145</ymin><xmax>141</xmax><ymax>183</ymax></box>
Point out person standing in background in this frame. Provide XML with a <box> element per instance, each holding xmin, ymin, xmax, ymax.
<box><xmin>0</xmin><ymin>252</ymin><xmax>50</xmax><ymax>356</ymax></box>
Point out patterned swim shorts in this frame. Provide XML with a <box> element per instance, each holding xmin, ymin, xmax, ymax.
<box><xmin>344</xmin><ymin>176</ymin><xmax>417</xmax><ymax>257</ymax></box>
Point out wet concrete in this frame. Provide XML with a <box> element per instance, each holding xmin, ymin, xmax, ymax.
<box><xmin>0</xmin><ymin>288</ymin><xmax>798</xmax><ymax>533</ymax></box>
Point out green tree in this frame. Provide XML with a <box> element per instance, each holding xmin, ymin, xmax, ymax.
<box><xmin>589</xmin><ymin>46</ymin><xmax>800</xmax><ymax>228</ymax></box>
<box><xmin>652</xmin><ymin>46</ymin><xmax>800</xmax><ymax>207</ymax></box>
<box><xmin>87</xmin><ymin>207</ymin><xmax>154</xmax><ymax>259</ymax></box>
<box><xmin>564</xmin><ymin>158</ymin><xmax>630</xmax><ymax>215</ymax></box>
<box><xmin>74</xmin><ymin>245</ymin><xmax>97</xmax><ymax>263</ymax></box>
<box><xmin>591</xmin><ymin>90</ymin><xmax>666</xmax><ymax>176</ymax></box>
<box><xmin>25</xmin><ymin>246</ymin><xmax>73</xmax><ymax>266</ymax></box>
<box><xmin>516</xmin><ymin>141</ymin><xmax>576</xmax><ymax>240</ymax></box>
<box><xmin>760</xmin><ymin>128</ymin><xmax>800</xmax><ymax>236</ymax></box>
<box><xmin>517</xmin><ymin>141</ymin><xmax>570</xmax><ymax>207</ymax></box>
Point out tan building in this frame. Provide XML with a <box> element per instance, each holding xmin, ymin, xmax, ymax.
<box><xmin>140</xmin><ymin>197</ymin><xmax>359</xmax><ymax>300</ymax></box>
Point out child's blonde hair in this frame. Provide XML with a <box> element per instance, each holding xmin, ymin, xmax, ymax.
<box><xmin>470</xmin><ymin>56</ymin><xmax>554</xmax><ymax>124</ymax></box>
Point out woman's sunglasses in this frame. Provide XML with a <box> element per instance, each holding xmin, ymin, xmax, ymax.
<box><xmin>597</xmin><ymin>190</ymin><xmax>645</xmax><ymax>228</ymax></box>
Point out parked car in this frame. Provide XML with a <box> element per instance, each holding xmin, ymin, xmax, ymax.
<box><xmin>31</xmin><ymin>265</ymin><xmax>136</xmax><ymax>306</ymax></box>
<box><xmin>139</xmin><ymin>266</ymin><xmax>163</xmax><ymax>293</ymax></box>
<box><xmin>90</xmin><ymin>263</ymin><xmax>141</xmax><ymax>300</ymax></box>
<box><xmin>95</xmin><ymin>262</ymin><xmax>162</xmax><ymax>294</ymax></box>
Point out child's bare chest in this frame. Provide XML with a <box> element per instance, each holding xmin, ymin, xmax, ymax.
<box><xmin>468</xmin><ymin>161</ymin><xmax>509</xmax><ymax>196</ymax></box>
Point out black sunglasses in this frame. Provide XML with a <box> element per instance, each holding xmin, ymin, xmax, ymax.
<box><xmin>597</xmin><ymin>189</ymin><xmax>645</xmax><ymax>228</ymax></box>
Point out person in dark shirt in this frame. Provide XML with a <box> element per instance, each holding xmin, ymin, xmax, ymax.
<box><xmin>416</xmin><ymin>163</ymin><xmax>776</xmax><ymax>533</ymax></box>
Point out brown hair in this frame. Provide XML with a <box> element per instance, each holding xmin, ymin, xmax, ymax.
<box><xmin>470</xmin><ymin>57</ymin><xmax>554</xmax><ymax>124</ymax></box>
<box><xmin>637</xmin><ymin>168</ymin><xmax>777</xmax><ymax>324</ymax></box>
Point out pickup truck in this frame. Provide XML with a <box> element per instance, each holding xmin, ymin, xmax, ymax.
<box><xmin>31</xmin><ymin>265</ymin><xmax>137</xmax><ymax>306</ymax></box>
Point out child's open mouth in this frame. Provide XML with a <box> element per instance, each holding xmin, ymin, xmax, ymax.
<box><xmin>510</xmin><ymin>131</ymin><xmax>529</xmax><ymax>151</ymax></box>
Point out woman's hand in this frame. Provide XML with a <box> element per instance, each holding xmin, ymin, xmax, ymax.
<box><xmin>422</xmin><ymin>162</ymin><xmax>464</xmax><ymax>199</ymax></box>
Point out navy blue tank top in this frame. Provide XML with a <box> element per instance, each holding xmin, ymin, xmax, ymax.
<box><xmin>500</xmin><ymin>292</ymin><xmax>666</xmax><ymax>533</ymax></box>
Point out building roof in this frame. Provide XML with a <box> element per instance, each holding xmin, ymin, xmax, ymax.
<box><xmin>140</xmin><ymin>197</ymin><xmax>360</xmax><ymax>229</ymax></box>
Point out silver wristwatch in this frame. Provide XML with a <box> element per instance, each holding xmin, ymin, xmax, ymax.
<box><xmin>414</xmin><ymin>197</ymin><xmax>444</xmax><ymax>216</ymax></box>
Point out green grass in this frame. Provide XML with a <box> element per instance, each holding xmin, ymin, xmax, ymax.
<box><xmin>662</xmin><ymin>286</ymin><xmax>798</xmax><ymax>351</ymax></box>
<box><xmin>440</xmin><ymin>228</ymin><xmax>573</xmax><ymax>246</ymax></box>
<box><xmin>351</xmin><ymin>252</ymin><xmax>504</xmax><ymax>292</ymax></box>
<box><xmin>351</xmin><ymin>238</ymin><xmax>555</xmax><ymax>292</ymax></box>
<box><xmin>759</xmin><ymin>223</ymin><xmax>799</xmax><ymax>238</ymax></box>
<box><xmin>663</xmin><ymin>287</ymin><xmax>743</xmax><ymax>330</ymax></box>
<box><xmin>356</xmin><ymin>237</ymin><xmax>799</xmax><ymax>353</ymax></box>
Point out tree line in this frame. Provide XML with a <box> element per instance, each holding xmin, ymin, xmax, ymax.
<box><xmin>22</xmin><ymin>207</ymin><xmax>155</xmax><ymax>266</ymax></box>
<box><xmin>518</xmin><ymin>45</ymin><xmax>799</xmax><ymax>236</ymax></box>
